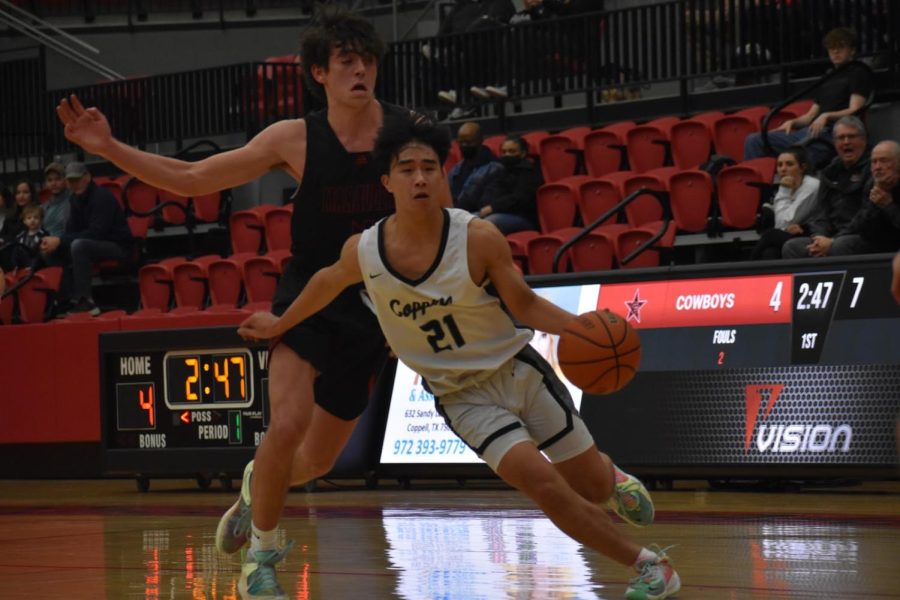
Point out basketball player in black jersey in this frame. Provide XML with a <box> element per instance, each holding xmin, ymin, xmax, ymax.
<box><xmin>57</xmin><ymin>13</ymin><xmax>432</xmax><ymax>599</ymax></box>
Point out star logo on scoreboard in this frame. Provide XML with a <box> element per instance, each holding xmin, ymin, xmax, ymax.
<box><xmin>623</xmin><ymin>289</ymin><xmax>648</xmax><ymax>323</ymax></box>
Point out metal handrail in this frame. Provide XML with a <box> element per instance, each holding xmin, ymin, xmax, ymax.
<box><xmin>551</xmin><ymin>187</ymin><xmax>671</xmax><ymax>273</ymax></box>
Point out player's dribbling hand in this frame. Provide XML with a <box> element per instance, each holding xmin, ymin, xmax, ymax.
<box><xmin>238</xmin><ymin>311</ymin><xmax>281</xmax><ymax>342</ymax></box>
<box><xmin>56</xmin><ymin>94</ymin><xmax>113</xmax><ymax>155</ymax></box>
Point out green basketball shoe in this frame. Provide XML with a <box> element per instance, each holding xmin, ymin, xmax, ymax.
<box><xmin>609</xmin><ymin>466</ymin><xmax>655</xmax><ymax>527</ymax></box>
<box><xmin>625</xmin><ymin>545</ymin><xmax>681</xmax><ymax>600</ymax></box>
<box><xmin>239</xmin><ymin>541</ymin><xmax>294</xmax><ymax>600</ymax></box>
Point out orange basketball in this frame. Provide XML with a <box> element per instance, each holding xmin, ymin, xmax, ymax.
<box><xmin>557</xmin><ymin>309</ymin><xmax>641</xmax><ymax>395</ymax></box>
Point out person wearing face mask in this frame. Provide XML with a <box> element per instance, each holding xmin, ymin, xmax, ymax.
<box><xmin>478</xmin><ymin>135</ymin><xmax>543</xmax><ymax>234</ymax></box>
<box><xmin>750</xmin><ymin>146</ymin><xmax>820</xmax><ymax>260</ymax></box>
<box><xmin>448</xmin><ymin>121</ymin><xmax>505</xmax><ymax>212</ymax></box>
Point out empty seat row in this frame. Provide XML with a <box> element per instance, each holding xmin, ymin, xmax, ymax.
<box><xmin>93</xmin><ymin>175</ymin><xmax>228</xmax><ymax>231</ymax></box>
<box><xmin>1</xmin><ymin>267</ymin><xmax>64</xmax><ymax>325</ymax></box>
<box><xmin>136</xmin><ymin>251</ymin><xmax>291</xmax><ymax>316</ymax></box>
<box><xmin>229</xmin><ymin>204</ymin><xmax>293</xmax><ymax>255</ymax></box>
<box><xmin>445</xmin><ymin>100</ymin><xmax>812</xmax><ymax>184</ymax></box>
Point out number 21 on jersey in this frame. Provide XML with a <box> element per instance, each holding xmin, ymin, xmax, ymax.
<box><xmin>420</xmin><ymin>314</ymin><xmax>467</xmax><ymax>353</ymax></box>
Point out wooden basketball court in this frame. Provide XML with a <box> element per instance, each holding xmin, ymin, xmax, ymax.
<box><xmin>1</xmin><ymin>477</ymin><xmax>898</xmax><ymax>599</ymax></box>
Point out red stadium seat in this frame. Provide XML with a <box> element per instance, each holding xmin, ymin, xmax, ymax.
<box><xmin>741</xmin><ymin>156</ymin><xmax>777</xmax><ymax>182</ymax></box>
<box><xmin>669</xmin><ymin>112</ymin><xmax>723</xmax><ymax>169</ymax></box>
<box><xmin>264</xmin><ymin>207</ymin><xmax>292</xmax><ymax>252</ymax></box>
<box><xmin>712</xmin><ymin>115</ymin><xmax>757</xmax><ymax>162</ymax></box>
<box><xmin>734</xmin><ymin>106</ymin><xmax>792</xmax><ymax>131</ymax></box>
<box><xmin>159</xmin><ymin>188</ymin><xmax>190</xmax><ymax>226</ymax></box>
<box><xmin>535</xmin><ymin>175</ymin><xmax>592</xmax><ymax>233</ymax></box>
<box><xmin>525</xmin><ymin>227</ymin><xmax>582</xmax><ymax>275</ymax></box>
<box><xmin>782</xmin><ymin>99</ymin><xmax>815</xmax><ymax>119</ymax></box>
<box><xmin>538</xmin><ymin>135</ymin><xmax>578</xmax><ymax>183</ymax></box>
<box><xmin>584</xmin><ymin>121</ymin><xmax>634</xmax><ymax>177</ymax></box>
<box><xmin>242</xmin><ymin>255</ymin><xmax>281</xmax><ymax>310</ymax></box>
<box><xmin>1</xmin><ymin>270</ymin><xmax>20</xmax><ymax>324</ymax></box>
<box><xmin>717</xmin><ymin>163</ymin><xmax>770</xmax><ymax>230</ymax></box>
<box><xmin>615</xmin><ymin>227</ymin><xmax>664</xmax><ymax>269</ymax></box>
<box><xmin>192</xmin><ymin>191</ymin><xmax>223</xmax><ymax>223</ymax></box>
<box><xmin>622</xmin><ymin>167</ymin><xmax>679</xmax><ymax>228</ymax></box>
<box><xmin>537</xmin><ymin>127</ymin><xmax>591</xmax><ymax>182</ymax></box>
<box><xmin>569</xmin><ymin>232</ymin><xmax>614</xmax><ymax>273</ymax></box>
<box><xmin>521</xmin><ymin>130</ymin><xmax>550</xmax><ymax>163</ymax></box>
<box><xmin>17</xmin><ymin>267</ymin><xmax>63</xmax><ymax>323</ymax></box>
<box><xmin>483</xmin><ymin>135</ymin><xmax>505</xmax><ymax>158</ymax></box>
<box><xmin>626</xmin><ymin>116</ymin><xmax>679</xmax><ymax>173</ymax></box>
<box><xmin>172</xmin><ymin>255</ymin><xmax>220</xmax><ymax>311</ymax></box>
<box><xmin>668</xmin><ymin>169</ymin><xmax>714</xmax><ymax>233</ymax></box>
<box><xmin>267</xmin><ymin>249</ymin><xmax>293</xmax><ymax>272</ymax></box>
<box><xmin>208</xmin><ymin>253</ymin><xmax>254</xmax><ymax>308</ymax></box>
<box><xmin>229</xmin><ymin>205</ymin><xmax>279</xmax><ymax>255</ymax></box>
<box><xmin>577</xmin><ymin>172</ymin><xmax>632</xmax><ymax>226</ymax></box>
<box><xmin>123</xmin><ymin>178</ymin><xmax>159</xmax><ymax>216</ymax></box>
<box><xmin>506</xmin><ymin>230</ymin><xmax>540</xmax><ymax>273</ymax></box>
<box><xmin>137</xmin><ymin>257</ymin><xmax>186</xmax><ymax>312</ymax></box>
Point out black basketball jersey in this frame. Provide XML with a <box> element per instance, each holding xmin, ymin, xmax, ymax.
<box><xmin>290</xmin><ymin>102</ymin><xmax>409</xmax><ymax>277</ymax></box>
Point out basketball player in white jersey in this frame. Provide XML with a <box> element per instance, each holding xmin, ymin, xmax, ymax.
<box><xmin>238</xmin><ymin>115</ymin><xmax>682</xmax><ymax>599</ymax></box>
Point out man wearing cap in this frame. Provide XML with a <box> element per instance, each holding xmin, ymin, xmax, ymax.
<box><xmin>40</xmin><ymin>162</ymin><xmax>133</xmax><ymax>315</ymax></box>
<box><xmin>42</xmin><ymin>162</ymin><xmax>71</xmax><ymax>238</ymax></box>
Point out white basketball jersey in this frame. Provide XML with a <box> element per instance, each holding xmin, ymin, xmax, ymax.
<box><xmin>358</xmin><ymin>208</ymin><xmax>533</xmax><ymax>396</ymax></box>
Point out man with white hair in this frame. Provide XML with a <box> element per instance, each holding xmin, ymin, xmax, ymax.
<box><xmin>832</xmin><ymin>139</ymin><xmax>900</xmax><ymax>255</ymax></box>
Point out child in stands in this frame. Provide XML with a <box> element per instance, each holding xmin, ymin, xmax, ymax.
<box><xmin>13</xmin><ymin>203</ymin><xmax>48</xmax><ymax>268</ymax></box>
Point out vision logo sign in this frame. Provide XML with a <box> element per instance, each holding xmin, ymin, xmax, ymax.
<box><xmin>744</xmin><ymin>384</ymin><xmax>852</xmax><ymax>454</ymax></box>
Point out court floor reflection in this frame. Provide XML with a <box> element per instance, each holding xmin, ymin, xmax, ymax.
<box><xmin>1</xmin><ymin>481</ymin><xmax>899</xmax><ymax>599</ymax></box>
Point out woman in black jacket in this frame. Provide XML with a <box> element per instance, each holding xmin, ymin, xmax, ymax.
<box><xmin>479</xmin><ymin>135</ymin><xmax>543</xmax><ymax>234</ymax></box>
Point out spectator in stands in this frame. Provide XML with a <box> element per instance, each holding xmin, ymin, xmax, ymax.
<box><xmin>750</xmin><ymin>147</ymin><xmax>820</xmax><ymax>260</ymax></box>
<box><xmin>12</xmin><ymin>203</ymin><xmax>48</xmax><ymax>269</ymax></box>
<box><xmin>13</xmin><ymin>179</ymin><xmax>37</xmax><ymax>213</ymax></box>
<box><xmin>41</xmin><ymin>162</ymin><xmax>71</xmax><ymax>237</ymax></box>
<box><xmin>782</xmin><ymin>116</ymin><xmax>871</xmax><ymax>258</ymax></box>
<box><xmin>39</xmin><ymin>162</ymin><xmax>133</xmax><ymax>315</ymax></box>
<box><xmin>478</xmin><ymin>135</ymin><xmax>543</xmax><ymax>234</ymax></box>
<box><xmin>449</xmin><ymin>122</ymin><xmax>504</xmax><ymax>211</ymax></box>
<box><xmin>743</xmin><ymin>27</ymin><xmax>873</xmax><ymax>168</ymax></box>
<box><xmin>830</xmin><ymin>140</ymin><xmax>900</xmax><ymax>254</ymax></box>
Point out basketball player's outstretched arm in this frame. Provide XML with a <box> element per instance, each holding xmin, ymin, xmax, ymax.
<box><xmin>470</xmin><ymin>220</ymin><xmax>575</xmax><ymax>335</ymax></box>
<box><xmin>57</xmin><ymin>94</ymin><xmax>303</xmax><ymax>196</ymax></box>
<box><xmin>237</xmin><ymin>236</ymin><xmax>364</xmax><ymax>341</ymax></box>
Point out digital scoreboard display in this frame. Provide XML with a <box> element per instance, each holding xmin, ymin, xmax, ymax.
<box><xmin>378</xmin><ymin>256</ymin><xmax>900</xmax><ymax>477</ymax></box>
<box><xmin>100</xmin><ymin>329</ymin><xmax>270</xmax><ymax>475</ymax></box>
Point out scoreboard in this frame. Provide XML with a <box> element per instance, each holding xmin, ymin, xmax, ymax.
<box><xmin>100</xmin><ymin>255</ymin><xmax>900</xmax><ymax>484</ymax></box>
<box><xmin>378</xmin><ymin>255</ymin><xmax>900</xmax><ymax>479</ymax></box>
<box><xmin>101</xmin><ymin>328</ymin><xmax>271</xmax><ymax>479</ymax></box>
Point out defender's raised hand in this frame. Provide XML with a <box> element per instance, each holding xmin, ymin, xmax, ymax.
<box><xmin>56</xmin><ymin>94</ymin><xmax>114</xmax><ymax>156</ymax></box>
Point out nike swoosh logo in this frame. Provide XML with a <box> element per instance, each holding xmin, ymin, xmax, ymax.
<box><xmin>369</xmin><ymin>273</ymin><xmax>382</xmax><ymax>279</ymax></box>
